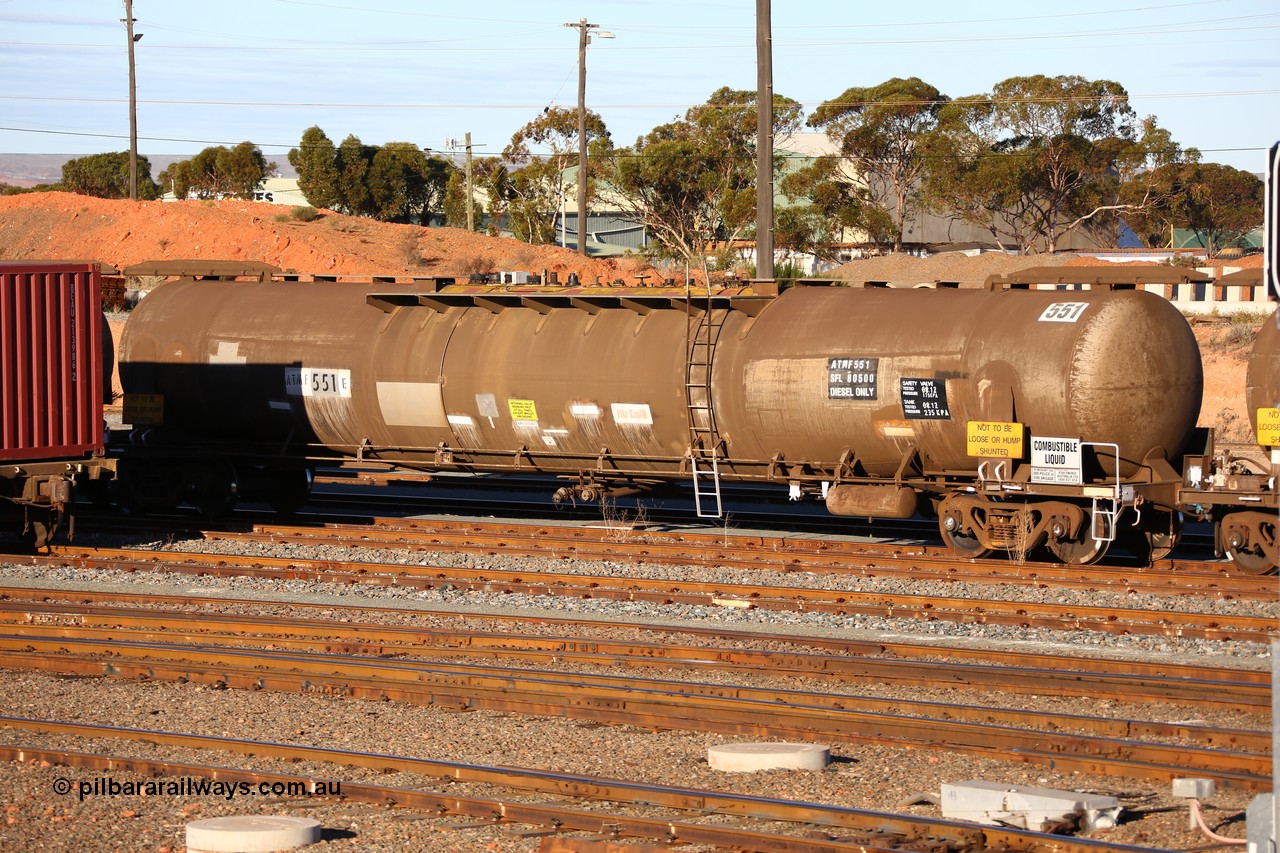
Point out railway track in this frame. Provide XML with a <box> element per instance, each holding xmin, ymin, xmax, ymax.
<box><xmin>2</xmin><ymin>504</ymin><xmax>1273</xmax><ymax>850</ymax></box>
<box><xmin>74</xmin><ymin>509</ymin><xmax>1280</xmax><ymax>598</ymax></box>
<box><xmin>300</xmin><ymin>515</ymin><xmax>1271</xmax><ymax>593</ymax></box>
<box><xmin>17</xmin><ymin>537</ymin><xmax>1277</xmax><ymax>643</ymax></box>
<box><xmin>0</xmin><ymin>591</ymin><xmax>1269</xmax><ymax>787</ymax></box>
<box><xmin>1</xmin><ymin>725</ymin><xmax>1166</xmax><ymax>853</ymax></box>
<box><xmin>0</xmin><ymin>585</ymin><xmax>1265</xmax><ymax>703</ymax></box>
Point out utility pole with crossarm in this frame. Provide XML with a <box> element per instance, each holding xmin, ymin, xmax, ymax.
<box><xmin>564</xmin><ymin>19</ymin><xmax>613</xmax><ymax>257</ymax></box>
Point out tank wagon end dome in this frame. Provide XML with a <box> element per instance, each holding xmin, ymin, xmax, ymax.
<box><xmin>1066</xmin><ymin>290</ymin><xmax>1202</xmax><ymax>463</ymax></box>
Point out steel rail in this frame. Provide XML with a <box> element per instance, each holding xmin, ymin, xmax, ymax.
<box><xmin>0</xmin><ymin>585</ymin><xmax>1266</xmax><ymax>695</ymax></box>
<box><xmin>66</xmin><ymin>511</ymin><xmax>1274</xmax><ymax>597</ymax></box>
<box><xmin>0</xmin><ymin>601</ymin><xmax>1270</xmax><ymax>727</ymax></box>
<box><xmin>27</xmin><ymin>545</ymin><xmax>1278</xmax><ymax>643</ymax></box>
<box><xmin>252</xmin><ymin>517</ymin><xmax>1277</xmax><ymax>598</ymax></box>
<box><xmin>0</xmin><ymin>637</ymin><xmax>1268</xmax><ymax>788</ymax></box>
<box><xmin>0</xmin><ymin>726</ymin><xmax>1166</xmax><ymax>853</ymax></box>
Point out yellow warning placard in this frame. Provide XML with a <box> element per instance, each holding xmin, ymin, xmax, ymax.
<box><xmin>1257</xmin><ymin>407</ymin><xmax>1280</xmax><ymax>446</ymax></box>
<box><xmin>507</xmin><ymin>398</ymin><xmax>538</xmax><ymax>421</ymax></box>
<box><xmin>966</xmin><ymin>420</ymin><xmax>1024</xmax><ymax>458</ymax></box>
<box><xmin>122</xmin><ymin>393</ymin><xmax>164</xmax><ymax>426</ymax></box>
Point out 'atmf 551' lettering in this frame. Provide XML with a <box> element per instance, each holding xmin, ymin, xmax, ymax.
<box><xmin>285</xmin><ymin>367</ymin><xmax>352</xmax><ymax>398</ymax></box>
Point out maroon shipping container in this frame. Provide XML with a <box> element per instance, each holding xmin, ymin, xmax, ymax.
<box><xmin>0</xmin><ymin>262</ymin><xmax>106</xmax><ymax>462</ymax></box>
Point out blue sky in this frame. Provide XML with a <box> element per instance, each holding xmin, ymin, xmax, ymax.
<box><xmin>2</xmin><ymin>0</ymin><xmax>1277</xmax><ymax>173</ymax></box>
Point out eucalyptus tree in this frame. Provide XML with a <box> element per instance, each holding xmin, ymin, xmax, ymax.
<box><xmin>610</xmin><ymin>86</ymin><xmax>804</xmax><ymax>267</ymax></box>
<box><xmin>921</xmin><ymin>75</ymin><xmax>1151</xmax><ymax>253</ymax></box>
<box><xmin>63</xmin><ymin>151</ymin><xmax>160</xmax><ymax>200</ymax></box>
<box><xmin>1124</xmin><ymin>160</ymin><xmax>1262</xmax><ymax>254</ymax></box>
<box><xmin>288</xmin><ymin>126</ymin><xmax>341</xmax><ymax>211</ymax></box>
<box><xmin>777</xmin><ymin>156</ymin><xmax>885</xmax><ymax>263</ymax></box>
<box><xmin>160</xmin><ymin>142</ymin><xmax>274</xmax><ymax>201</ymax></box>
<box><xmin>502</xmin><ymin>106</ymin><xmax>610</xmax><ymax>245</ymax></box>
<box><xmin>808</xmin><ymin>77</ymin><xmax>947</xmax><ymax>252</ymax></box>
<box><xmin>366</xmin><ymin>142</ymin><xmax>451</xmax><ymax>224</ymax></box>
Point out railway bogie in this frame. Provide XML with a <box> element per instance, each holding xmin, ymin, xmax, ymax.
<box><xmin>111</xmin><ymin>440</ymin><xmax>315</xmax><ymax>518</ymax></box>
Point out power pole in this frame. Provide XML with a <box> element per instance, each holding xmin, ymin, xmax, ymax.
<box><xmin>465</xmin><ymin>132</ymin><xmax>474</xmax><ymax>232</ymax></box>
<box><xmin>123</xmin><ymin>0</ymin><xmax>139</xmax><ymax>201</ymax></box>
<box><xmin>564</xmin><ymin>19</ymin><xmax>613</xmax><ymax>257</ymax></box>
<box><xmin>755</xmin><ymin>0</ymin><xmax>774</xmax><ymax>279</ymax></box>
<box><xmin>568</xmin><ymin>19</ymin><xmax>592</xmax><ymax>257</ymax></box>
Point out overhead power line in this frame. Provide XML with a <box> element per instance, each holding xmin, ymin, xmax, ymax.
<box><xmin>3</xmin><ymin>89</ymin><xmax>1277</xmax><ymax>112</ymax></box>
<box><xmin>0</xmin><ymin>125</ymin><xmax>1269</xmax><ymax>164</ymax></box>
<box><xmin>4</xmin><ymin>18</ymin><xmax>1279</xmax><ymax>53</ymax></box>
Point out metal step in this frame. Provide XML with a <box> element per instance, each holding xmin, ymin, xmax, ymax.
<box><xmin>691</xmin><ymin>452</ymin><xmax>723</xmax><ymax>519</ymax></box>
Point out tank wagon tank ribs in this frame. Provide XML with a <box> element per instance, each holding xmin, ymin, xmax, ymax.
<box><xmin>109</xmin><ymin>263</ymin><xmax>1278</xmax><ymax>573</ymax></box>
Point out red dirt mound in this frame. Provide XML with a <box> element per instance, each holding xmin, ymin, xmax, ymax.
<box><xmin>0</xmin><ymin>192</ymin><xmax>667</xmax><ymax>283</ymax></box>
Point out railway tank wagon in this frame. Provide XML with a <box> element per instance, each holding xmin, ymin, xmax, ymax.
<box><xmin>1</xmin><ymin>261</ymin><xmax>115</xmax><ymax>547</ymax></box>
<box><xmin>1178</xmin><ymin>308</ymin><xmax>1280</xmax><ymax>572</ymax></box>
<box><xmin>118</xmin><ymin>271</ymin><xmax>1202</xmax><ymax>564</ymax></box>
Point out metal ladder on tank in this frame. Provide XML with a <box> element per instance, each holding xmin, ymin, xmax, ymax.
<box><xmin>685</xmin><ymin>289</ymin><xmax>726</xmax><ymax>519</ymax></box>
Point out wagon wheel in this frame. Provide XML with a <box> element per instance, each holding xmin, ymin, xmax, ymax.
<box><xmin>189</xmin><ymin>459</ymin><xmax>239</xmax><ymax>519</ymax></box>
<box><xmin>1227</xmin><ymin>546</ymin><xmax>1275</xmax><ymax>575</ymax></box>
<box><xmin>939</xmin><ymin>521</ymin><xmax>991</xmax><ymax>559</ymax></box>
<box><xmin>1219</xmin><ymin>513</ymin><xmax>1279</xmax><ymax>575</ymax></box>
<box><xmin>113</xmin><ymin>462</ymin><xmax>183</xmax><ymax>515</ymax></box>
<box><xmin>1123</xmin><ymin>509</ymin><xmax>1182</xmax><ymax>563</ymax></box>
<box><xmin>1143</xmin><ymin>513</ymin><xmax>1182</xmax><ymax>562</ymax></box>
<box><xmin>269</xmin><ymin>468</ymin><xmax>314</xmax><ymax>516</ymax></box>
<box><xmin>20</xmin><ymin>514</ymin><xmax>56</xmax><ymax>551</ymax></box>
<box><xmin>1047</xmin><ymin>507</ymin><xmax>1111</xmax><ymax>565</ymax></box>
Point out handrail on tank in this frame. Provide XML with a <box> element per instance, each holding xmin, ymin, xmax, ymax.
<box><xmin>1083</xmin><ymin>441</ymin><xmax>1121</xmax><ymax>500</ymax></box>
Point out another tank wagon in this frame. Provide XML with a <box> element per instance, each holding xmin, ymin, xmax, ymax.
<box><xmin>118</xmin><ymin>267</ymin><xmax>1205</xmax><ymax>566</ymax></box>
<box><xmin>1</xmin><ymin>261</ymin><xmax>115</xmax><ymax>547</ymax></box>
<box><xmin>1178</xmin><ymin>303</ymin><xmax>1280</xmax><ymax>572</ymax></box>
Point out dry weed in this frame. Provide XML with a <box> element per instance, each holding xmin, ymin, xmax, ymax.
<box><xmin>598</xmin><ymin>496</ymin><xmax>650</xmax><ymax>543</ymax></box>
<box><xmin>456</xmin><ymin>252</ymin><xmax>495</xmax><ymax>275</ymax></box>
<box><xmin>1215</xmin><ymin>406</ymin><xmax>1251</xmax><ymax>442</ymax></box>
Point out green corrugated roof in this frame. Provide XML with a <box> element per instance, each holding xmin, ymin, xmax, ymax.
<box><xmin>1172</xmin><ymin>227</ymin><xmax>1262</xmax><ymax>250</ymax></box>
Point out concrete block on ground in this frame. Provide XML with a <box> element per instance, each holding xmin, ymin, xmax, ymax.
<box><xmin>1247</xmin><ymin>793</ymin><xmax>1273</xmax><ymax>853</ymax></box>
<box><xmin>940</xmin><ymin>780</ymin><xmax>1121</xmax><ymax>832</ymax></box>
<box><xmin>706</xmin><ymin>742</ymin><xmax>830</xmax><ymax>772</ymax></box>
<box><xmin>187</xmin><ymin>815</ymin><xmax>322</xmax><ymax>852</ymax></box>
<box><xmin>1172</xmin><ymin>778</ymin><xmax>1216</xmax><ymax>799</ymax></box>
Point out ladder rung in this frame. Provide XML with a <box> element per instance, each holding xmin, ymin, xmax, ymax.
<box><xmin>690</xmin><ymin>453</ymin><xmax>724</xmax><ymax>519</ymax></box>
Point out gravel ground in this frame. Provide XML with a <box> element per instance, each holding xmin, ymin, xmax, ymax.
<box><xmin>0</xmin><ymin>668</ymin><xmax>1263</xmax><ymax>853</ymax></box>
<box><xmin>0</xmin><ymin>527</ymin><xmax>1275</xmax><ymax>852</ymax></box>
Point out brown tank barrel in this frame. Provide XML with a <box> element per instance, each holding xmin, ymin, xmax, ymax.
<box><xmin>714</xmin><ymin>286</ymin><xmax>1201</xmax><ymax>477</ymax></box>
<box><xmin>120</xmin><ymin>279</ymin><xmax>692</xmax><ymax>471</ymax></box>
<box><xmin>121</xmin><ymin>279</ymin><xmax>1201</xmax><ymax>480</ymax></box>
<box><xmin>1246</xmin><ymin>308</ymin><xmax>1280</xmax><ymax>446</ymax></box>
